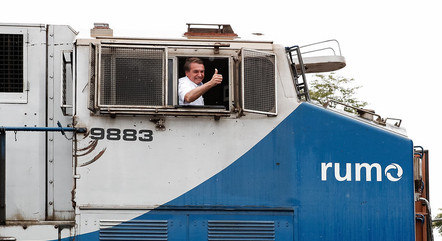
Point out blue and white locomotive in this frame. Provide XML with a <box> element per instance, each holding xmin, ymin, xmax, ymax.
<box><xmin>0</xmin><ymin>23</ymin><xmax>430</xmax><ymax>241</ymax></box>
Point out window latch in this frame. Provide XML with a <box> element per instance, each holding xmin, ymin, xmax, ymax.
<box><xmin>213</xmin><ymin>43</ymin><xmax>229</xmax><ymax>54</ymax></box>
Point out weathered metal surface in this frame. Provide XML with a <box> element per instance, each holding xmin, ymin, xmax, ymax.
<box><xmin>0</xmin><ymin>130</ymin><xmax>5</xmax><ymax>224</ymax></box>
<box><xmin>184</xmin><ymin>23</ymin><xmax>238</xmax><ymax>39</ymax></box>
<box><xmin>74</xmin><ymin>139</ymin><xmax>98</xmax><ymax>156</ymax></box>
<box><xmin>78</xmin><ymin>148</ymin><xmax>106</xmax><ymax>167</ymax></box>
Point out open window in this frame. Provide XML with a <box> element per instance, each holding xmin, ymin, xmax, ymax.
<box><xmin>176</xmin><ymin>57</ymin><xmax>230</xmax><ymax>110</ymax></box>
<box><xmin>87</xmin><ymin>42</ymin><xmax>277</xmax><ymax>117</ymax></box>
<box><xmin>0</xmin><ymin>30</ymin><xmax>28</xmax><ymax>104</ymax></box>
<box><xmin>241</xmin><ymin>49</ymin><xmax>277</xmax><ymax>115</ymax></box>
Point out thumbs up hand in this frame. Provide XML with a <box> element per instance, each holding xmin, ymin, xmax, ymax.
<box><xmin>209</xmin><ymin>68</ymin><xmax>223</xmax><ymax>86</ymax></box>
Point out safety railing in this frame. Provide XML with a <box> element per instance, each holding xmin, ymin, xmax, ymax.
<box><xmin>299</xmin><ymin>39</ymin><xmax>343</xmax><ymax>57</ymax></box>
<box><xmin>286</xmin><ymin>45</ymin><xmax>310</xmax><ymax>101</ymax></box>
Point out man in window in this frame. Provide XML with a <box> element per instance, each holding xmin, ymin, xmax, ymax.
<box><xmin>178</xmin><ymin>57</ymin><xmax>223</xmax><ymax>105</ymax></box>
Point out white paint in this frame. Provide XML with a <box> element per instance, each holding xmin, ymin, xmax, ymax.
<box><xmin>355</xmin><ymin>163</ymin><xmax>382</xmax><ymax>182</ymax></box>
<box><xmin>385</xmin><ymin>163</ymin><xmax>403</xmax><ymax>182</ymax></box>
<box><xmin>334</xmin><ymin>163</ymin><xmax>352</xmax><ymax>181</ymax></box>
<box><xmin>321</xmin><ymin>162</ymin><xmax>403</xmax><ymax>182</ymax></box>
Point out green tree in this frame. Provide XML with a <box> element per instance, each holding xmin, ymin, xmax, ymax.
<box><xmin>309</xmin><ymin>73</ymin><xmax>367</xmax><ymax>113</ymax></box>
<box><xmin>434</xmin><ymin>209</ymin><xmax>442</xmax><ymax>235</ymax></box>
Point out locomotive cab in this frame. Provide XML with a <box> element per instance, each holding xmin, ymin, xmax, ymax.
<box><xmin>0</xmin><ymin>23</ymin><xmax>432</xmax><ymax>241</ymax></box>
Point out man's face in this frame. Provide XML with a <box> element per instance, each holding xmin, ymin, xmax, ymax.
<box><xmin>186</xmin><ymin>63</ymin><xmax>205</xmax><ymax>85</ymax></box>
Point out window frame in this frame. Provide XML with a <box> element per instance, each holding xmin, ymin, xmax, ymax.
<box><xmin>60</xmin><ymin>50</ymin><xmax>73</xmax><ymax>115</ymax></box>
<box><xmin>169</xmin><ymin>54</ymin><xmax>233</xmax><ymax>113</ymax></box>
<box><xmin>90</xmin><ymin>43</ymin><xmax>236</xmax><ymax>116</ymax></box>
<box><xmin>89</xmin><ymin>42</ymin><xmax>279</xmax><ymax>117</ymax></box>
<box><xmin>96</xmin><ymin>44</ymin><xmax>168</xmax><ymax>110</ymax></box>
<box><xmin>0</xmin><ymin>28</ymin><xmax>28</xmax><ymax>104</ymax></box>
<box><xmin>241</xmin><ymin>48</ymin><xmax>277</xmax><ymax>116</ymax></box>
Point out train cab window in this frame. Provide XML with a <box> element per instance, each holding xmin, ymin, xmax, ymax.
<box><xmin>88</xmin><ymin>44</ymin><xmax>167</xmax><ymax>113</ymax></box>
<box><xmin>0</xmin><ymin>32</ymin><xmax>28</xmax><ymax>104</ymax></box>
<box><xmin>0</xmin><ymin>34</ymin><xmax>23</xmax><ymax>93</ymax></box>
<box><xmin>176</xmin><ymin>57</ymin><xmax>229</xmax><ymax>110</ymax></box>
<box><xmin>89</xmin><ymin>43</ymin><xmax>275</xmax><ymax>117</ymax></box>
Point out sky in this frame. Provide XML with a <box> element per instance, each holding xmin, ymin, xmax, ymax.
<box><xmin>3</xmin><ymin>0</ymin><xmax>442</xmax><ymax>238</ymax></box>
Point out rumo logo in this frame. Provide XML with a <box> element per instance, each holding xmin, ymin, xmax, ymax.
<box><xmin>321</xmin><ymin>162</ymin><xmax>403</xmax><ymax>182</ymax></box>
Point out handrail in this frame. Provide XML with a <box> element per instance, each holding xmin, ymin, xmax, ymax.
<box><xmin>0</xmin><ymin>126</ymin><xmax>86</xmax><ymax>133</ymax></box>
<box><xmin>286</xmin><ymin>46</ymin><xmax>310</xmax><ymax>101</ymax></box>
<box><xmin>0</xmin><ymin>121</ymin><xmax>87</xmax><ymax>133</ymax></box>
<box><xmin>300</xmin><ymin>47</ymin><xmax>336</xmax><ymax>56</ymax></box>
<box><xmin>299</xmin><ymin>39</ymin><xmax>342</xmax><ymax>56</ymax></box>
<box><xmin>324</xmin><ymin>99</ymin><xmax>404</xmax><ymax>127</ymax></box>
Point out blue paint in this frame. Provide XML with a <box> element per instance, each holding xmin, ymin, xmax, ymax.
<box><xmin>0</xmin><ymin>126</ymin><xmax>86</xmax><ymax>133</ymax></box>
<box><xmin>59</xmin><ymin>102</ymin><xmax>414</xmax><ymax>240</ymax></box>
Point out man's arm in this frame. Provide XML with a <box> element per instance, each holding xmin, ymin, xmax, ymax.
<box><xmin>184</xmin><ymin>69</ymin><xmax>223</xmax><ymax>103</ymax></box>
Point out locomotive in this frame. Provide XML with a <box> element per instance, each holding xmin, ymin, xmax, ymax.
<box><xmin>0</xmin><ymin>23</ymin><xmax>431</xmax><ymax>241</ymax></box>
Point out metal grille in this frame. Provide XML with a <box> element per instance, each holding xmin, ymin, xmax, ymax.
<box><xmin>243</xmin><ymin>50</ymin><xmax>276</xmax><ymax>115</ymax></box>
<box><xmin>99</xmin><ymin>220</ymin><xmax>168</xmax><ymax>241</ymax></box>
<box><xmin>0</xmin><ymin>34</ymin><xmax>23</xmax><ymax>92</ymax></box>
<box><xmin>62</xmin><ymin>51</ymin><xmax>73</xmax><ymax>115</ymax></box>
<box><xmin>99</xmin><ymin>46</ymin><xmax>164</xmax><ymax>106</ymax></box>
<box><xmin>88</xmin><ymin>44</ymin><xmax>96</xmax><ymax>111</ymax></box>
<box><xmin>208</xmin><ymin>220</ymin><xmax>275</xmax><ymax>241</ymax></box>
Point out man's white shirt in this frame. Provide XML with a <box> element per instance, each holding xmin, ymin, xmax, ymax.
<box><xmin>178</xmin><ymin>76</ymin><xmax>204</xmax><ymax>105</ymax></box>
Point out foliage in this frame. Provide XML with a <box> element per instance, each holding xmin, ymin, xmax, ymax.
<box><xmin>434</xmin><ymin>209</ymin><xmax>442</xmax><ymax>235</ymax></box>
<box><xmin>309</xmin><ymin>73</ymin><xmax>367</xmax><ymax>113</ymax></box>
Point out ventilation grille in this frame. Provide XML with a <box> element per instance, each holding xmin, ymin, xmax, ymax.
<box><xmin>208</xmin><ymin>220</ymin><xmax>275</xmax><ymax>241</ymax></box>
<box><xmin>243</xmin><ymin>50</ymin><xmax>276</xmax><ymax>115</ymax></box>
<box><xmin>88</xmin><ymin>44</ymin><xmax>96</xmax><ymax>111</ymax></box>
<box><xmin>99</xmin><ymin>46</ymin><xmax>165</xmax><ymax>106</ymax></box>
<box><xmin>0</xmin><ymin>34</ymin><xmax>23</xmax><ymax>93</ymax></box>
<box><xmin>99</xmin><ymin>220</ymin><xmax>168</xmax><ymax>241</ymax></box>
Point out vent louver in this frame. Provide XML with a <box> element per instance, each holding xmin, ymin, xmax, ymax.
<box><xmin>99</xmin><ymin>220</ymin><xmax>168</xmax><ymax>241</ymax></box>
<box><xmin>208</xmin><ymin>220</ymin><xmax>275</xmax><ymax>241</ymax></box>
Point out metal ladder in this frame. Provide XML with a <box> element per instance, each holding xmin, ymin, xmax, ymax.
<box><xmin>286</xmin><ymin>45</ymin><xmax>310</xmax><ymax>101</ymax></box>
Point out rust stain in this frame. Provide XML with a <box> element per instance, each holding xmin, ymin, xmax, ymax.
<box><xmin>74</xmin><ymin>140</ymin><xmax>98</xmax><ymax>157</ymax></box>
<box><xmin>77</xmin><ymin>139</ymin><xmax>98</xmax><ymax>152</ymax></box>
<box><xmin>78</xmin><ymin>148</ymin><xmax>106</xmax><ymax>167</ymax></box>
